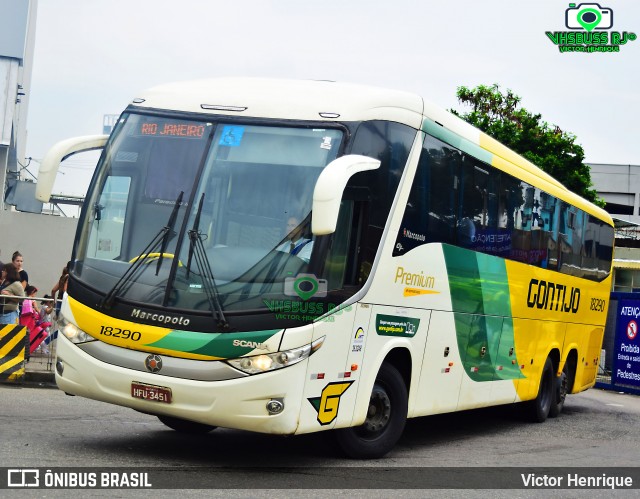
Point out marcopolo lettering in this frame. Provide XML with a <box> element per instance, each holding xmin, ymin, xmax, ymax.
<box><xmin>526</xmin><ymin>279</ymin><xmax>580</xmax><ymax>313</ymax></box>
<box><xmin>131</xmin><ymin>308</ymin><xmax>190</xmax><ymax>326</ymax></box>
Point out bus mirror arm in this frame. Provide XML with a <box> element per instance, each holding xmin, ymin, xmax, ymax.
<box><xmin>36</xmin><ymin>135</ymin><xmax>109</xmax><ymax>202</ymax></box>
<box><xmin>311</xmin><ymin>154</ymin><xmax>380</xmax><ymax>235</ymax></box>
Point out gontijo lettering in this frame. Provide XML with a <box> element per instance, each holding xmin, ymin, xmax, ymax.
<box><xmin>526</xmin><ymin>279</ymin><xmax>580</xmax><ymax>314</ymax></box>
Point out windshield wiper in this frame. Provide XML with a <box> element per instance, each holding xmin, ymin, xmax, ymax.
<box><xmin>100</xmin><ymin>192</ymin><xmax>184</xmax><ymax>310</ymax></box>
<box><xmin>187</xmin><ymin>193</ymin><xmax>229</xmax><ymax>329</ymax></box>
<box><xmin>156</xmin><ymin>191</ymin><xmax>183</xmax><ymax>276</ymax></box>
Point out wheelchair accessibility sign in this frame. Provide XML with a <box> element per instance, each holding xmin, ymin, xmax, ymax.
<box><xmin>219</xmin><ymin>125</ymin><xmax>245</xmax><ymax>147</ymax></box>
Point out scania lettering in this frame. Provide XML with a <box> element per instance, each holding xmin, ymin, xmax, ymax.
<box><xmin>233</xmin><ymin>340</ymin><xmax>267</xmax><ymax>349</ymax></box>
<box><xmin>37</xmin><ymin>78</ymin><xmax>614</xmax><ymax>459</ymax></box>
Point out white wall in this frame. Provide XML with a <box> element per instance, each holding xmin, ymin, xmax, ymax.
<box><xmin>0</xmin><ymin>211</ymin><xmax>78</xmax><ymax>294</ymax></box>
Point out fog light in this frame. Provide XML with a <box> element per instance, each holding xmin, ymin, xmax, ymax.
<box><xmin>56</xmin><ymin>360</ymin><xmax>64</xmax><ymax>376</ymax></box>
<box><xmin>266</xmin><ymin>399</ymin><xmax>284</xmax><ymax>415</ymax></box>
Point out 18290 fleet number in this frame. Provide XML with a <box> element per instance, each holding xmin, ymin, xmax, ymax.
<box><xmin>99</xmin><ymin>325</ymin><xmax>141</xmax><ymax>341</ymax></box>
<box><xmin>590</xmin><ymin>298</ymin><xmax>606</xmax><ymax>313</ymax></box>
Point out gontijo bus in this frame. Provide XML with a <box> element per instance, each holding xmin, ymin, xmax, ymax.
<box><xmin>36</xmin><ymin>78</ymin><xmax>614</xmax><ymax>458</ymax></box>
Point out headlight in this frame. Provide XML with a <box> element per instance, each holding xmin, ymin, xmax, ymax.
<box><xmin>59</xmin><ymin>317</ymin><xmax>96</xmax><ymax>344</ymax></box>
<box><xmin>227</xmin><ymin>336</ymin><xmax>325</xmax><ymax>375</ymax></box>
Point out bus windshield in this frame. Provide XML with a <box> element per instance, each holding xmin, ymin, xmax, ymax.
<box><xmin>75</xmin><ymin>113</ymin><xmax>344</xmax><ymax>319</ymax></box>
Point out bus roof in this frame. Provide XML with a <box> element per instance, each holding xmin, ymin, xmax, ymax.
<box><xmin>131</xmin><ymin>77</ymin><xmax>425</xmax><ymax>128</ymax></box>
<box><xmin>131</xmin><ymin>78</ymin><xmax>612</xmax><ymax>225</ymax></box>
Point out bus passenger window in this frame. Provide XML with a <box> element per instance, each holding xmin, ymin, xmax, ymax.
<box><xmin>506</xmin><ymin>180</ymin><xmax>530</xmax><ymax>263</ymax></box>
<box><xmin>393</xmin><ymin>134</ymin><xmax>459</xmax><ymax>256</ymax></box>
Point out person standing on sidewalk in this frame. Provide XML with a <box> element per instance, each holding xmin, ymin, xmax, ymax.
<box><xmin>12</xmin><ymin>251</ymin><xmax>28</xmax><ymax>289</ymax></box>
<box><xmin>0</xmin><ymin>264</ymin><xmax>25</xmax><ymax>323</ymax></box>
<box><xmin>0</xmin><ymin>263</ymin><xmax>26</xmax><ymax>358</ymax></box>
<box><xmin>51</xmin><ymin>262</ymin><xmax>70</xmax><ymax>319</ymax></box>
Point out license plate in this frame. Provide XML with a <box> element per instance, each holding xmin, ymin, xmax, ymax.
<box><xmin>131</xmin><ymin>381</ymin><xmax>172</xmax><ymax>404</ymax></box>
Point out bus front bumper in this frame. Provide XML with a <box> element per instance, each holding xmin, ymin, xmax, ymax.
<box><xmin>54</xmin><ymin>334</ymin><xmax>306</xmax><ymax>435</ymax></box>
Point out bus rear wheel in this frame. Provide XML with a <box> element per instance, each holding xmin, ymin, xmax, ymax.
<box><xmin>549</xmin><ymin>362</ymin><xmax>571</xmax><ymax>418</ymax></box>
<box><xmin>157</xmin><ymin>415</ymin><xmax>217</xmax><ymax>434</ymax></box>
<box><xmin>524</xmin><ymin>357</ymin><xmax>555</xmax><ymax>423</ymax></box>
<box><xmin>335</xmin><ymin>362</ymin><xmax>407</xmax><ymax>459</ymax></box>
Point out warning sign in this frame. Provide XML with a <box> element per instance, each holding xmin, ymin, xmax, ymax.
<box><xmin>0</xmin><ymin>323</ymin><xmax>27</xmax><ymax>382</ymax></box>
<box><xmin>628</xmin><ymin>320</ymin><xmax>638</xmax><ymax>340</ymax></box>
<box><xmin>615</xmin><ymin>300</ymin><xmax>640</xmax><ymax>387</ymax></box>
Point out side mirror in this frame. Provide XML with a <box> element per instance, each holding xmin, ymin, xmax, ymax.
<box><xmin>312</xmin><ymin>154</ymin><xmax>381</xmax><ymax>235</ymax></box>
<box><xmin>36</xmin><ymin>135</ymin><xmax>108</xmax><ymax>202</ymax></box>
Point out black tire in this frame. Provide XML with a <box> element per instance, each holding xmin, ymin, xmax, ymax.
<box><xmin>524</xmin><ymin>357</ymin><xmax>555</xmax><ymax>423</ymax></box>
<box><xmin>157</xmin><ymin>415</ymin><xmax>217</xmax><ymax>434</ymax></box>
<box><xmin>335</xmin><ymin>362</ymin><xmax>408</xmax><ymax>459</ymax></box>
<box><xmin>548</xmin><ymin>362</ymin><xmax>570</xmax><ymax>418</ymax></box>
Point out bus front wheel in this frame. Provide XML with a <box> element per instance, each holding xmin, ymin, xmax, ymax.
<box><xmin>335</xmin><ymin>362</ymin><xmax>407</xmax><ymax>459</ymax></box>
<box><xmin>524</xmin><ymin>357</ymin><xmax>555</xmax><ymax>423</ymax></box>
<box><xmin>157</xmin><ymin>415</ymin><xmax>217</xmax><ymax>434</ymax></box>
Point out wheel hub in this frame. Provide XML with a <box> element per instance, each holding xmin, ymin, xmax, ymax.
<box><xmin>363</xmin><ymin>389</ymin><xmax>391</xmax><ymax>433</ymax></box>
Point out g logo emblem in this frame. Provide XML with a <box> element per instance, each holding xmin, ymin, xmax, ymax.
<box><xmin>145</xmin><ymin>354</ymin><xmax>163</xmax><ymax>373</ymax></box>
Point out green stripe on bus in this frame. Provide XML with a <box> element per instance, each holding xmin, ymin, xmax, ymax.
<box><xmin>442</xmin><ymin>245</ymin><xmax>523</xmax><ymax>381</ymax></box>
<box><xmin>147</xmin><ymin>329</ymin><xmax>281</xmax><ymax>359</ymax></box>
<box><xmin>421</xmin><ymin>118</ymin><xmax>493</xmax><ymax>165</ymax></box>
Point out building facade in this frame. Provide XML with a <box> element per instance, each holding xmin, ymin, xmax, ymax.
<box><xmin>589</xmin><ymin>162</ymin><xmax>640</xmax><ymax>293</ymax></box>
<box><xmin>1</xmin><ymin>0</ymin><xmax>78</xmax><ymax>293</ymax></box>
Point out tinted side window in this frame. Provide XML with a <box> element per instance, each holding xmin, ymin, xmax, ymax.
<box><xmin>394</xmin><ymin>134</ymin><xmax>460</xmax><ymax>255</ymax></box>
<box><xmin>349</xmin><ymin>121</ymin><xmax>417</xmax><ymax>282</ymax></box>
<box><xmin>506</xmin><ymin>180</ymin><xmax>530</xmax><ymax>264</ymax></box>
<box><xmin>598</xmin><ymin>222</ymin><xmax>614</xmax><ymax>276</ymax></box>
<box><xmin>458</xmin><ymin>157</ymin><xmax>511</xmax><ymax>257</ymax></box>
<box><xmin>394</xmin><ymin>132</ymin><xmax>612</xmax><ymax>282</ymax></box>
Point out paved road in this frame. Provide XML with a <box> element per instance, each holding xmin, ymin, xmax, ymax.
<box><xmin>1</xmin><ymin>384</ymin><xmax>639</xmax><ymax>497</ymax></box>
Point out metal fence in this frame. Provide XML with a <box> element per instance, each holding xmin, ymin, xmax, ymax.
<box><xmin>26</xmin><ymin>315</ymin><xmax>59</xmax><ymax>374</ymax></box>
<box><xmin>1</xmin><ymin>295</ymin><xmax>60</xmax><ymax>377</ymax></box>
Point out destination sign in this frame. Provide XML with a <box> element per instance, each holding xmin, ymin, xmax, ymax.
<box><xmin>137</xmin><ymin>121</ymin><xmax>206</xmax><ymax>139</ymax></box>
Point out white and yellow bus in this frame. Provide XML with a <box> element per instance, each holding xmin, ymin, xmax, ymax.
<box><xmin>37</xmin><ymin>78</ymin><xmax>614</xmax><ymax>458</ymax></box>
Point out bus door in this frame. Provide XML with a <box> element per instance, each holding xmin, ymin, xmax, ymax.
<box><xmin>456</xmin><ymin>313</ymin><xmax>504</xmax><ymax>409</ymax></box>
<box><xmin>566</xmin><ymin>323</ymin><xmax>603</xmax><ymax>391</ymax></box>
<box><xmin>413</xmin><ymin>310</ymin><xmax>464</xmax><ymax>416</ymax></box>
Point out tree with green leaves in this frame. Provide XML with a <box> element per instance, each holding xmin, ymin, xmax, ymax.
<box><xmin>451</xmin><ymin>84</ymin><xmax>603</xmax><ymax>206</ymax></box>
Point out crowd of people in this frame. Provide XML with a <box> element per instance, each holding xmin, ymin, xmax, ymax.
<box><xmin>0</xmin><ymin>250</ymin><xmax>69</xmax><ymax>361</ymax></box>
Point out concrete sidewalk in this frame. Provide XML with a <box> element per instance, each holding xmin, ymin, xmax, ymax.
<box><xmin>23</xmin><ymin>349</ymin><xmax>57</xmax><ymax>387</ymax></box>
<box><xmin>14</xmin><ymin>348</ymin><xmax>56</xmax><ymax>388</ymax></box>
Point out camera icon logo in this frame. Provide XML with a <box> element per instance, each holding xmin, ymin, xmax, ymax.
<box><xmin>284</xmin><ymin>273</ymin><xmax>328</xmax><ymax>301</ymax></box>
<box><xmin>566</xmin><ymin>3</ymin><xmax>613</xmax><ymax>31</ymax></box>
